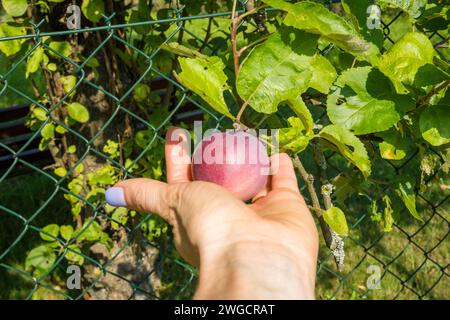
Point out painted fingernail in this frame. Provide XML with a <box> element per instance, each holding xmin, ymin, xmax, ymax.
<box><xmin>105</xmin><ymin>187</ymin><xmax>127</xmax><ymax>207</ymax></box>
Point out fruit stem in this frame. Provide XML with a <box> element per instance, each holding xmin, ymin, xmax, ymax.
<box><xmin>233</xmin><ymin>121</ymin><xmax>248</xmax><ymax>132</ymax></box>
<box><xmin>235</xmin><ymin>100</ymin><xmax>249</xmax><ymax>124</ymax></box>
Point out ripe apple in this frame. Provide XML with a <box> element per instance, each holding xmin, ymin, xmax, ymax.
<box><xmin>192</xmin><ymin>131</ymin><xmax>270</xmax><ymax>201</ymax></box>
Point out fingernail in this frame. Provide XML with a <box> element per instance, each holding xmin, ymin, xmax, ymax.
<box><xmin>105</xmin><ymin>187</ymin><xmax>127</xmax><ymax>207</ymax></box>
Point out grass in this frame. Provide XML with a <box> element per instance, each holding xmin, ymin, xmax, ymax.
<box><xmin>315</xmin><ymin>195</ymin><xmax>449</xmax><ymax>300</ymax></box>
<box><xmin>313</xmin><ymin>152</ymin><xmax>450</xmax><ymax>300</ymax></box>
<box><xmin>0</xmin><ymin>172</ymin><xmax>70</xmax><ymax>299</ymax></box>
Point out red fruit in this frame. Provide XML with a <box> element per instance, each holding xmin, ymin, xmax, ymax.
<box><xmin>192</xmin><ymin>131</ymin><xmax>270</xmax><ymax>201</ymax></box>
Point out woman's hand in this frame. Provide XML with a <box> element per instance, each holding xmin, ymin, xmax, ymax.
<box><xmin>106</xmin><ymin>127</ymin><xmax>319</xmax><ymax>299</ymax></box>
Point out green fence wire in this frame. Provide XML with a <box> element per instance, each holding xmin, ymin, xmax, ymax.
<box><xmin>0</xmin><ymin>1</ymin><xmax>448</xmax><ymax>300</ymax></box>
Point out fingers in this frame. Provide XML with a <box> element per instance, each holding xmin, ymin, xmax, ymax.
<box><xmin>165</xmin><ymin>127</ymin><xmax>192</xmax><ymax>184</ymax></box>
<box><xmin>270</xmin><ymin>153</ymin><xmax>300</xmax><ymax>194</ymax></box>
<box><xmin>107</xmin><ymin>178</ymin><xmax>171</xmax><ymax>221</ymax></box>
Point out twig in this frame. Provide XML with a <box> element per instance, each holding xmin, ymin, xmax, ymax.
<box><xmin>237</xmin><ymin>33</ymin><xmax>271</xmax><ymax>56</ymax></box>
<box><xmin>254</xmin><ymin>114</ymin><xmax>269</xmax><ymax>129</ymax></box>
<box><xmin>292</xmin><ymin>153</ymin><xmax>337</xmax><ymax>254</ymax></box>
<box><xmin>434</xmin><ymin>36</ymin><xmax>449</xmax><ymax>49</ymax></box>
<box><xmin>235</xmin><ymin>100</ymin><xmax>249</xmax><ymax>124</ymax></box>
<box><xmin>313</xmin><ymin>143</ymin><xmax>345</xmax><ymax>272</ymax></box>
<box><xmin>411</xmin><ymin>80</ymin><xmax>449</xmax><ymax>113</ymax></box>
<box><xmin>292</xmin><ymin>155</ymin><xmax>322</xmax><ymax>217</ymax></box>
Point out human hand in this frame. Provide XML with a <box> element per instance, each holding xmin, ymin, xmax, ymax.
<box><xmin>106</xmin><ymin>127</ymin><xmax>319</xmax><ymax>299</ymax></box>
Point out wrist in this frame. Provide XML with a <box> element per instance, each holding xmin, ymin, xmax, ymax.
<box><xmin>195</xmin><ymin>240</ymin><xmax>316</xmax><ymax>299</ymax></box>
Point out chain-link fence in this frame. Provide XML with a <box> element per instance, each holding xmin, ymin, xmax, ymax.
<box><xmin>0</xmin><ymin>1</ymin><xmax>448</xmax><ymax>300</ymax></box>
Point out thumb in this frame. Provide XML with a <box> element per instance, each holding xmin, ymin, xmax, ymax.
<box><xmin>106</xmin><ymin>178</ymin><xmax>172</xmax><ymax>221</ymax></box>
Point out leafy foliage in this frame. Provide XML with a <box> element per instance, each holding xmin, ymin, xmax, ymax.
<box><xmin>263</xmin><ymin>0</ymin><xmax>380</xmax><ymax>63</ymax></box>
<box><xmin>323</xmin><ymin>206</ymin><xmax>349</xmax><ymax>237</ymax></box>
<box><xmin>0</xmin><ymin>0</ymin><xmax>448</xmax><ymax>299</ymax></box>
<box><xmin>176</xmin><ymin>55</ymin><xmax>234</xmax><ymax>119</ymax></box>
<box><xmin>237</xmin><ymin>28</ymin><xmax>313</xmax><ymax>114</ymax></box>
<box><xmin>319</xmin><ymin>124</ymin><xmax>371</xmax><ymax>178</ymax></box>
<box><xmin>327</xmin><ymin>66</ymin><xmax>402</xmax><ymax>134</ymax></box>
<box><xmin>379</xmin><ymin>32</ymin><xmax>436</xmax><ymax>93</ymax></box>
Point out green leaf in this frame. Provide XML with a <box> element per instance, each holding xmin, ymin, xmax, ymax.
<box><xmin>420</xmin><ymin>105</ymin><xmax>450</xmax><ymax>146</ymax></box>
<box><xmin>65</xmin><ymin>244</ymin><xmax>84</xmax><ymax>265</ymax></box>
<box><xmin>276</xmin><ymin>116</ymin><xmax>313</xmax><ymax>154</ymax></box>
<box><xmin>26</xmin><ymin>46</ymin><xmax>45</xmax><ymax>78</ymax></box>
<box><xmin>86</xmin><ymin>57</ymin><xmax>99</xmax><ymax>68</ymax></box>
<box><xmin>319</xmin><ymin>124</ymin><xmax>371</xmax><ymax>177</ymax></box>
<box><xmin>396</xmin><ymin>182</ymin><xmax>423</xmax><ymax>222</ymax></box>
<box><xmin>47</xmin><ymin>62</ymin><xmax>57</xmax><ymax>71</ymax></box>
<box><xmin>237</xmin><ymin>28</ymin><xmax>314</xmax><ymax>114</ymax></box>
<box><xmin>40</xmin><ymin>123</ymin><xmax>55</xmax><ymax>140</ymax></box>
<box><xmin>48</xmin><ymin>41</ymin><xmax>72</xmax><ymax>58</ymax></box>
<box><xmin>1</xmin><ymin>0</ymin><xmax>28</xmax><ymax>17</ymax></box>
<box><xmin>111</xmin><ymin>207</ymin><xmax>128</xmax><ymax>230</ymax></box>
<box><xmin>371</xmin><ymin>195</ymin><xmax>394</xmax><ymax>232</ymax></box>
<box><xmin>308</xmin><ymin>54</ymin><xmax>338</xmax><ymax>94</ymax></box>
<box><xmin>327</xmin><ymin>67</ymin><xmax>401</xmax><ymax>135</ymax></box>
<box><xmin>413</xmin><ymin>64</ymin><xmax>449</xmax><ymax>88</ymax></box>
<box><xmin>103</xmin><ymin>140</ymin><xmax>120</xmax><ymax>159</ymax></box>
<box><xmin>60</xmin><ymin>75</ymin><xmax>77</xmax><ymax>95</ymax></box>
<box><xmin>77</xmin><ymin>219</ymin><xmax>102</xmax><ymax>241</ymax></box>
<box><xmin>81</xmin><ymin>0</ymin><xmax>105</xmax><ymax>23</ymax></box>
<box><xmin>87</xmin><ymin>164</ymin><xmax>115</xmax><ymax>186</ymax></box>
<box><xmin>323</xmin><ymin>206</ymin><xmax>349</xmax><ymax>237</ymax></box>
<box><xmin>379</xmin><ymin>32</ymin><xmax>435</xmax><ymax>93</ymax></box>
<box><xmin>67</xmin><ymin>145</ymin><xmax>77</xmax><ymax>153</ymax></box>
<box><xmin>25</xmin><ymin>245</ymin><xmax>56</xmax><ymax>277</ymax></box>
<box><xmin>128</xmin><ymin>0</ymin><xmax>152</xmax><ymax>35</ymax></box>
<box><xmin>377</xmin><ymin>128</ymin><xmax>411</xmax><ymax>160</ymax></box>
<box><xmin>133</xmin><ymin>83</ymin><xmax>151</xmax><ymax>103</ymax></box>
<box><xmin>71</xmin><ymin>202</ymin><xmax>82</xmax><ymax>217</ymax></box>
<box><xmin>99</xmin><ymin>232</ymin><xmax>113</xmax><ymax>250</ymax></box>
<box><xmin>0</xmin><ymin>22</ymin><xmax>27</xmax><ymax>56</ymax></box>
<box><xmin>54</xmin><ymin>167</ymin><xmax>67</xmax><ymax>177</ymax></box>
<box><xmin>286</xmin><ymin>97</ymin><xmax>314</xmax><ymax>133</ymax></box>
<box><xmin>40</xmin><ymin>224</ymin><xmax>59</xmax><ymax>241</ymax></box>
<box><xmin>60</xmin><ymin>225</ymin><xmax>74</xmax><ymax>241</ymax></box>
<box><xmin>176</xmin><ymin>56</ymin><xmax>234</xmax><ymax>119</ymax></box>
<box><xmin>55</xmin><ymin>125</ymin><xmax>67</xmax><ymax>134</ymax></box>
<box><xmin>32</xmin><ymin>107</ymin><xmax>47</xmax><ymax>121</ymax></box>
<box><xmin>67</xmin><ymin>102</ymin><xmax>90</xmax><ymax>123</ymax></box>
<box><xmin>161</xmin><ymin>42</ymin><xmax>209</xmax><ymax>60</ymax></box>
<box><xmin>378</xmin><ymin>0</ymin><xmax>427</xmax><ymax>18</ymax></box>
<box><xmin>263</xmin><ymin>0</ymin><xmax>380</xmax><ymax>64</ymax></box>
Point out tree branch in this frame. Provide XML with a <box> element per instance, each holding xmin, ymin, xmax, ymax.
<box><xmin>292</xmin><ymin>155</ymin><xmax>322</xmax><ymax>217</ymax></box>
<box><xmin>313</xmin><ymin>143</ymin><xmax>345</xmax><ymax>272</ymax></box>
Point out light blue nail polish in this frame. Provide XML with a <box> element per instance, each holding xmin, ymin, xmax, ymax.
<box><xmin>105</xmin><ymin>187</ymin><xmax>127</xmax><ymax>207</ymax></box>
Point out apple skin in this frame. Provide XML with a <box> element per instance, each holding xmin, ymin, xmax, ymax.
<box><xmin>192</xmin><ymin>131</ymin><xmax>270</xmax><ymax>201</ymax></box>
